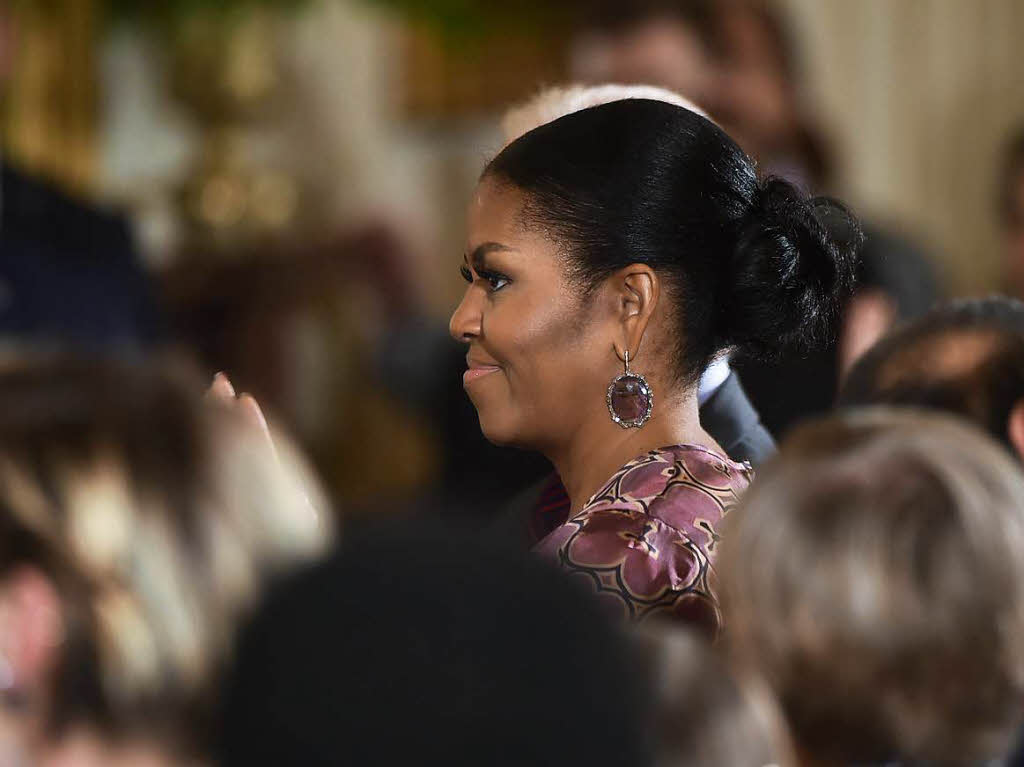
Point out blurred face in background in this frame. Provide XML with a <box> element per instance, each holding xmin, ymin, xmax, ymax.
<box><xmin>449</xmin><ymin>179</ymin><xmax>614</xmax><ymax>450</ymax></box>
<box><xmin>570</xmin><ymin>14</ymin><xmax>716</xmax><ymax>110</ymax></box>
<box><xmin>568</xmin><ymin>4</ymin><xmax>802</xmax><ymax>170</ymax></box>
<box><xmin>710</xmin><ymin>3</ymin><xmax>798</xmax><ymax>162</ymax></box>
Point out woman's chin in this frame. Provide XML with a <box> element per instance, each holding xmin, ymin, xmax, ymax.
<box><xmin>476</xmin><ymin>411</ymin><xmax>520</xmax><ymax>447</ymax></box>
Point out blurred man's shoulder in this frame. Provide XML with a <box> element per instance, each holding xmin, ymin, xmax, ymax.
<box><xmin>2</xmin><ymin>161</ymin><xmax>132</xmax><ymax>258</ymax></box>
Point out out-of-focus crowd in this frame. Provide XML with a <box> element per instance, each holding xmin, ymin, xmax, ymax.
<box><xmin>5</xmin><ymin>2</ymin><xmax>1024</xmax><ymax>766</ymax></box>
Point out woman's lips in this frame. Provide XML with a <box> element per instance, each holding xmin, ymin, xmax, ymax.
<box><xmin>463</xmin><ymin>365</ymin><xmax>501</xmax><ymax>386</ymax></box>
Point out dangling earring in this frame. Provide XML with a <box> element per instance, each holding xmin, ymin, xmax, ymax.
<box><xmin>607</xmin><ymin>348</ymin><xmax>653</xmax><ymax>428</ymax></box>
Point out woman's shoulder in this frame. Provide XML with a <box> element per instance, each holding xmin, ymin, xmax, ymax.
<box><xmin>531</xmin><ymin>443</ymin><xmax>750</xmax><ymax>629</ymax></box>
<box><xmin>533</xmin><ymin>505</ymin><xmax>720</xmax><ymax>629</ymax></box>
<box><xmin>585</xmin><ymin>444</ymin><xmax>752</xmax><ymax>527</ymax></box>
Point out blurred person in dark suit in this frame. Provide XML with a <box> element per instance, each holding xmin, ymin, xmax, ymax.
<box><xmin>0</xmin><ymin>163</ymin><xmax>162</xmax><ymax>349</ymax></box>
<box><xmin>840</xmin><ymin>296</ymin><xmax>1024</xmax><ymax>462</ymax></box>
<box><xmin>0</xmin><ymin>356</ymin><xmax>332</xmax><ymax>766</ymax></box>
<box><xmin>0</xmin><ymin>8</ymin><xmax>161</xmax><ymax>351</ymax></box>
<box><xmin>569</xmin><ymin>0</ymin><xmax>941</xmax><ymax>439</ymax></box>
<box><xmin>720</xmin><ymin>408</ymin><xmax>1024</xmax><ymax>765</ymax></box>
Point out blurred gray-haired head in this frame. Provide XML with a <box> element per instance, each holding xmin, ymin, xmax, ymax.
<box><xmin>719</xmin><ymin>407</ymin><xmax>1024</xmax><ymax>764</ymax></box>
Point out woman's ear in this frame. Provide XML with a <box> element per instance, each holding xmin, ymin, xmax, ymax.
<box><xmin>610</xmin><ymin>264</ymin><xmax>660</xmax><ymax>362</ymax></box>
<box><xmin>0</xmin><ymin>566</ymin><xmax>64</xmax><ymax>693</ymax></box>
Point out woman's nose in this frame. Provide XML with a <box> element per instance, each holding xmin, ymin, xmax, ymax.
<box><xmin>449</xmin><ymin>287</ymin><xmax>482</xmax><ymax>343</ymax></box>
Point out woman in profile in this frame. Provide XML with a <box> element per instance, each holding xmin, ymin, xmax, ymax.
<box><xmin>450</xmin><ymin>97</ymin><xmax>858</xmax><ymax>628</ymax></box>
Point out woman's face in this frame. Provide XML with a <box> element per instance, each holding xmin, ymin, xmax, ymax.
<box><xmin>449</xmin><ymin>178</ymin><xmax>615</xmax><ymax>449</ymax></box>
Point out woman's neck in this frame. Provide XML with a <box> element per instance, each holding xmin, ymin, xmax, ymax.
<box><xmin>548</xmin><ymin>393</ymin><xmax>719</xmax><ymax>516</ymax></box>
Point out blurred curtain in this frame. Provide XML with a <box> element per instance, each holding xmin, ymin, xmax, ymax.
<box><xmin>782</xmin><ymin>0</ymin><xmax>1024</xmax><ymax>294</ymax></box>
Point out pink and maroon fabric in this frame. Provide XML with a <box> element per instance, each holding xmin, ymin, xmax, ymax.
<box><xmin>533</xmin><ymin>445</ymin><xmax>752</xmax><ymax>633</ymax></box>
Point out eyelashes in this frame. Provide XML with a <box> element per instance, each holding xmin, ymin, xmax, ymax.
<box><xmin>459</xmin><ymin>264</ymin><xmax>510</xmax><ymax>292</ymax></box>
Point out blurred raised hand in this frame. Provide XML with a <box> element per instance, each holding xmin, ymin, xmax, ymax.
<box><xmin>206</xmin><ymin>372</ymin><xmax>277</xmax><ymax>457</ymax></box>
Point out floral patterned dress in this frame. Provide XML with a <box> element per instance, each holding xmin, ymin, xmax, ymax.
<box><xmin>532</xmin><ymin>444</ymin><xmax>752</xmax><ymax>634</ymax></box>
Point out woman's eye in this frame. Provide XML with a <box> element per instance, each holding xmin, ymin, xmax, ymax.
<box><xmin>461</xmin><ymin>264</ymin><xmax>509</xmax><ymax>292</ymax></box>
<box><xmin>486</xmin><ymin>274</ymin><xmax>510</xmax><ymax>292</ymax></box>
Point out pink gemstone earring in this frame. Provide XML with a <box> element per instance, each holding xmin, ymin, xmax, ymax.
<box><xmin>607</xmin><ymin>349</ymin><xmax>653</xmax><ymax>428</ymax></box>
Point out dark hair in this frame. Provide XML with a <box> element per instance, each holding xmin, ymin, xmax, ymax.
<box><xmin>219</xmin><ymin>522</ymin><xmax>650</xmax><ymax>766</ymax></box>
<box><xmin>839</xmin><ymin>296</ymin><xmax>1024</xmax><ymax>451</ymax></box>
<box><xmin>484</xmin><ymin>99</ymin><xmax>859</xmax><ymax>387</ymax></box>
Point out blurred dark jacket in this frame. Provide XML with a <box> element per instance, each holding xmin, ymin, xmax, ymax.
<box><xmin>700</xmin><ymin>368</ymin><xmax>774</xmax><ymax>466</ymax></box>
<box><xmin>0</xmin><ymin>162</ymin><xmax>161</xmax><ymax>349</ymax></box>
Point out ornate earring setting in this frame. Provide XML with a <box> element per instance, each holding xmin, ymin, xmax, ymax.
<box><xmin>606</xmin><ymin>349</ymin><xmax>653</xmax><ymax>429</ymax></box>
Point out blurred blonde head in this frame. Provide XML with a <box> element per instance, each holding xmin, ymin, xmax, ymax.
<box><xmin>0</xmin><ymin>355</ymin><xmax>332</xmax><ymax>760</ymax></box>
<box><xmin>500</xmin><ymin>83</ymin><xmax>707</xmax><ymax>147</ymax></box>
<box><xmin>719</xmin><ymin>407</ymin><xmax>1024</xmax><ymax>764</ymax></box>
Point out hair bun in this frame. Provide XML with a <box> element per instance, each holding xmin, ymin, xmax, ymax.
<box><xmin>721</xmin><ymin>176</ymin><xmax>861</xmax><ymax>358</ymax></box>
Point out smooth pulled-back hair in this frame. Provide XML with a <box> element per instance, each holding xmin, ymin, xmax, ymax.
<box><xmin>485</xmin><ymin>98</ymin><xmax>860</xmax><ymax>385</ymax></box>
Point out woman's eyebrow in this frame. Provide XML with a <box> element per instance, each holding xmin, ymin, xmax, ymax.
<box><xmin>467</xmin><ymin>242</ymin><xmax>516</xmax><ymax>270</ymax></box>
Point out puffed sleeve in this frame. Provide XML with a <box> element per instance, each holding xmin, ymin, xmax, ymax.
<box><xmin>533</xmin><ymin>507</ymin><xmax>720</xmax><ymax>635</ymax></box>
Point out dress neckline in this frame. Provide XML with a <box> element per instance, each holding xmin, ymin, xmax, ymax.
<box><xmin>576</xmin><ymin>442</ymin><xmax>751</xmax><ymax>517</ymax></box>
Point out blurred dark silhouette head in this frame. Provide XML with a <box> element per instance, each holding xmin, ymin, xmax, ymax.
<box><xmin>840</xmin><ymin>296</ymin><xmax>1024</xmax><ymax>461</ymax></box>
<box><xmin>720</xmin><ymin>407</ymin><xmax>1024</xmax><ymax>764</ymax></box>
<box><xmin>219</xmin><ymin>524</ymin><xmax>651</xmax><ymax>766</ymax></box>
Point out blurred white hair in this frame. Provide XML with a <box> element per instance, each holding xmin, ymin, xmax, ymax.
<box><xmin>500</xmin><ymin>83</ymin><xmax>710</xmax><ymax>147</ymax></box>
